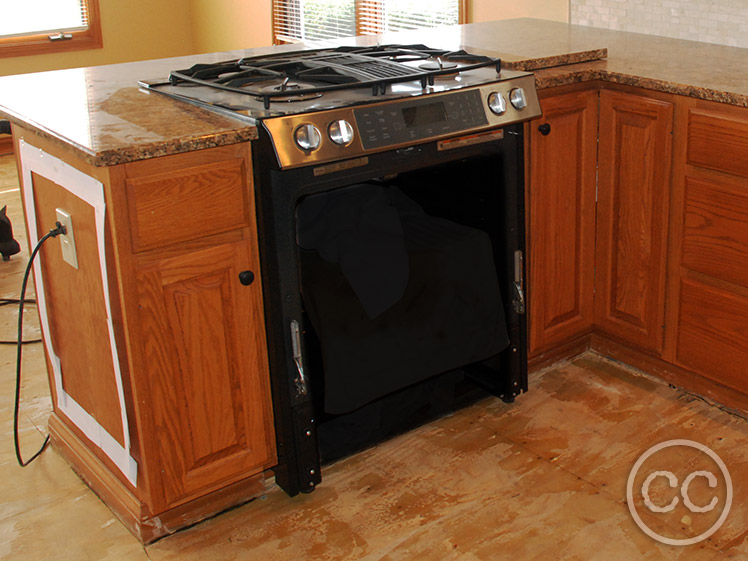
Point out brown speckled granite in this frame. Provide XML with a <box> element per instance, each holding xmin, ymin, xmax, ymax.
<box><xmin>0</xmin><ymin>52</ymin><xmax>270</xmax><ymax>166</ymax></box>
<box><xmin>3</xmin><ymin>19</ymin><xmax>748</xmax><ymax>165</ymax></box>
<box><xmin>502</xmin><ymin>49</ymin><xmax>608</xmax><ymax>71</ymax></box>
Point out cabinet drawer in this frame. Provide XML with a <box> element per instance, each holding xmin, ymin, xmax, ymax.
<box><xmin>687</xmin><ymin>108</ymin><xmax>748</xmax><ymax>178</ymax></box>
<box><xmin>682</xmin><ymin>175</ymin><xmax>748</xmax><ymax>288</ymax></box>
<box><xmin>126</xmin><ymin>158</ymin><xmax>251</xmax><ymax>252</ymax></box>
<box><xmin>676</xmin><ymin>278</ymin><xmax>748</xmax><ymax>394</ymax></box>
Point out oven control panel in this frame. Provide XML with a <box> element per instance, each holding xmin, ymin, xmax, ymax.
<box><xmin>263</xmin><ymin>73</ymin><xmax>541</xmax><ymax>169</ymax></box>
<box><xmin>354</xmin><ymin>89</ymin><xmax>488</xmax><ymax>150</ymax></box>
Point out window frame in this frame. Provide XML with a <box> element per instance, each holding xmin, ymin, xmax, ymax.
<box><xmin>0</xmin><ymin>0</ymin><xmax>102</xmax><ymax>59</ymax></box>
<box><xmin>273</xmin><ymin>0</ymin><xmax>468</xmax><ymax>45</ymax></box>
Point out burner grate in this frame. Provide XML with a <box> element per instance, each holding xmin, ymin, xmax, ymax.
<box><xmin>164</xmin><ymin>45</ymin><xmax>501</xmax><ymax>109</ymax></box>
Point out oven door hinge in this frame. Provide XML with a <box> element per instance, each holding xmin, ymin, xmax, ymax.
<box><xmin>290</xmin><ymin>320</ymin><xmax>309</xmax><ymax>396</ymax></box>
<box><xmin>512</xmin><ymin>250</ymin><xmax>526</xmax><ymax>315</ymax></box>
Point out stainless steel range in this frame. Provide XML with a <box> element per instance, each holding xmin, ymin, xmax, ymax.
<box><xmin>141</xmin><ymin>44</ymin><xmax>542</xmax><ymax>496</ymax></box>
<box><xmin>139</xmin><ymin>44</ymin><xmax>540</xmax><ymax>167</ymax></box>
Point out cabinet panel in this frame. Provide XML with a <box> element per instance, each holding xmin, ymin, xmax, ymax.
<box><xmin>527</xmin><ymin>89</ymin><xmax>598</xmax><ymax>354</ymax></box>
<box><xmin>676</xmin><ymin>278</ymin><xmax>748</xmax><ymax>394</ymax></box>
<box><xmin>687</xmin><ymin>108</ymin><xmax>748</xmax><ymax>179</ymax></box>
<box><xmin>682</xmin><ymin>175</ymin><xmax>748</xmax><ymax>288</ymax></box>
<box><xmin>126</xmin><ymin>158</ymin><xmax>251</xmax><ymax>252</ymax></box>
<box><xmin>31</xmin><ymin>172</ymin><xmax>125</xmax><ymax>444</ymax></box>
<box><xmin>135</xmin><ymin>241</ymin><xmax>275</xmax><ymax>511</ymax></box>
<box><xmin>595</xmin><ymin>90</ymin><xmax>673</xmax><ymax>353</ymax></box>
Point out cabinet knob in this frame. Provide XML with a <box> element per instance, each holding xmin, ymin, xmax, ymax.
<box><xmin>538</xmin><ymin>123</ymin><xmax>551</xmax><ymax>136</ymax></box>
<box><xmin>238</xmin><ymin>270</ymin><xmax>255</xmax><ymax>286</ymax></box>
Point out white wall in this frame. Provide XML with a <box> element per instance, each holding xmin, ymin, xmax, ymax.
<box><xmin>571</xmin><ymin>0</ymin><xmax>748</xmax><ymax>47</ymax></box>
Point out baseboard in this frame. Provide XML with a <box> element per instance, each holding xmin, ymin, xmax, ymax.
<box><xmin>0</xmin><ymin>136</ymin><xmax>12</xmax><ymax>156</ymax></box>
<box><xmin>529</xmin><ymin>330</ymin><xmax>748</xmax><ymax>415</ymax></box>
<box><xmin>528</xmin><ymin>333</ymin><xmax>591</xmax><ymax>372</ymax></box>
<box><xmin>49</xmin><ymin>414</ymin><xmax>271</xmax><ymax>543</ymax></box>
<box><xmin>49</xmin><ymin>414</ymin><xmax>145</xmax><ymax>537</ymax></box>
<box><xmin>590</xmin><ymin>333</ymin><xmax>748</xmax><ymax>415</ymax></box>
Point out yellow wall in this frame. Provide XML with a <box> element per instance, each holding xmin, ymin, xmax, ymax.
<box><xmin>470</xmin><ymin>0</ymin><xmax>569</xmax><ymax>23</ymax></box>
<box><xmin>187</xmin><ymin>0</ymin><xmax>569</xmax><ymax>54</ymax></box>
<box><xmin>0</xmin><ymin>0</ymin><xmax>196</xmax><ymax>77</ymax></box>
<box><xmin>190</xmin><ymin>0</ymin><xmax>273</xmax><ymax>54</ymax></box>
<box><xmin>0</xmin><ymin>1</ymin><xmax>569</xmax><ymax>78</ymax></box>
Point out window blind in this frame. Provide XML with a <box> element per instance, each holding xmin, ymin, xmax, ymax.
<box><xmin>273</xmin><ymin>0</ymin><xmax>461</xmax><ymax>43</ymax></box>
<box><xmin>358</xmin><ymin>0</ymin><xmax>460</xmax><ymax>35</ymax></box>
<box><xmin>1</xmin><ymin>0</ymin><xmax>88</xmax><ymax>38</ymax></box>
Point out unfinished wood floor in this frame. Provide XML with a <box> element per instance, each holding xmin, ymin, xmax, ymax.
<box><xmin>1</xmin><ymin>153</ymin><xmax>747</xmax><ymax>560</ymax></box>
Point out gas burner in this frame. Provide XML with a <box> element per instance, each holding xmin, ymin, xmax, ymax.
<box><xmin>418</xmin><ymin>58</ymin><xmax>459</xmax><ymax>71</ymax></box>
<box><xmin>254</xmin><ymin>81</ymin><xmax>323</xmax><ymax>103</ymax></box>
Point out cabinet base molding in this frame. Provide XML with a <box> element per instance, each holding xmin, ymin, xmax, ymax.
<box><xmin>49</xmin><ymin>414</ymin><xmax>271</xmax><ymax>544</ymax></box>
<box><xmin>529</xmin><ymin>330</ymin><xmax>748</xmax><ymax>416</ymax></box>
<box><xmin>0</xmin><ymin>136</ymin><xmax>12</xmax><ymax>156</ymax></box>
<box><xmin>590</xmin><ymin>333</ymin><xmax>748</xmax><ymax>415</ymax></box>
<box><xmin>529</xmin><ymin>334</ymin><xmax>591</xmax><ymax>372</ymax></box>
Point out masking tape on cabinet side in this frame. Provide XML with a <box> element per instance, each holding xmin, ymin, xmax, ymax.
<box><xmin>19</xmin><ymin>140</ymin><xmax>137</xmax><ymax>486</ymax></box>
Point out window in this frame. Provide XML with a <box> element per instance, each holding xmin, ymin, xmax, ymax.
<box><xmin>273</xmin><ymin>0</ymin><xmax>466</xmax><ymax>43</ymax></box>
<box><xmin>0</xmin><ymin>0</ymin><xmax>102</xmax><ymax>59</ymax></box>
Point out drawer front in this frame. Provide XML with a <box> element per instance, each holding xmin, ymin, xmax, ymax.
<box><xmin>687</xmin><ymin>108</ymin><xmax>748</xmax><ymax>179</ymax></box>
<box><xmin>676</xmin><ymin>278</ymin><xmax>748</xmax><ymax>394</ymax></box>
<box><xmin>682</xmin><ymin>175</ymin><xmax>748</xmax><ymax>289</ymax></box>
<box><xmin>127</xmin><ymin>158</ymin><xmax>251</xmax><ymax>252</ymax></box>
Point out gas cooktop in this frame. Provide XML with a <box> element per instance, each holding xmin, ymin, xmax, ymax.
<box><xmin>139</xmin><ymin>44</ymin><xmax>542</xmax><ymax>168</ymax></box>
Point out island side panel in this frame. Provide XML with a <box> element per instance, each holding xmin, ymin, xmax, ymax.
<box><xmin>12</xmin><ymin>126</ymin><xmax>140</xmax><ymax>491</ymax></box>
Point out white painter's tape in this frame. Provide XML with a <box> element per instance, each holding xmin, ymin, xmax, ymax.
<box><xmin>18</xmin><ymin>140</ymin><xmax>137</xmax><ymax>486</ymax></box>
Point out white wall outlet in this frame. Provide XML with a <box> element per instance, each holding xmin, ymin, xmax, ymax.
<box><xmin>55</xmin><ymin>208</ymin><xmax>78</xmax><ymax>269</ymax></box>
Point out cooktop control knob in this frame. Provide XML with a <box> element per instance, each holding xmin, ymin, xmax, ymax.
<box><xmin>487</xmin><ymin>92</ymin><xmax>507</xmax><ymax>115</ymax></box>
<box><xmin>328</xmin><ymin>119</ymin><xmax>354</xmax><ymax>146</ymax></box>
<box><xmin>295</xmin><ymin>124</ymin><xmax>322</xmax><ymax>151</ymax></box>
<box><xmin>509</xmin><ymin>88</ymin><xmax>528</xmax><ymax>111</ymax></box>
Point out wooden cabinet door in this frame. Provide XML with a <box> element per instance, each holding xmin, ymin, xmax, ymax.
<box><xmin>595</xmin><ymin>89</ymin><xmax>674</xmax><ymax>354</ymax></box>
<box><xmin>528</xmin><ymin>89</ymin><xmax>598</xmax><ymax>355</ymax></box>
<box><xmin>135</xmin><ymin>240</ymin><xmax>276</xmax><ymax>511</ymax></box>
<box><xmin>670</xmin><ymin>102</ymin><xmax>748</xmax><ymax>393</ymax></box>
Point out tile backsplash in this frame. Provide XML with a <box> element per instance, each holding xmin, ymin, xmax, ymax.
<box><xmin>570</xmin><ymin>0</ymin><xmax>748</xmax><ymax>48</ymax></box>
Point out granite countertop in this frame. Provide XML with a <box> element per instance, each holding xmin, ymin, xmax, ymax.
<box><xmin>2</xmin><ymin>18</ymin><xmax>748</xmax><ymax>166</ymax></box>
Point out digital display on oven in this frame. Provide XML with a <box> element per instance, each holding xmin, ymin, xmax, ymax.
<box><xmin>401</xmin><ymin>102</ymin><xmax>448</xmax><ymax>128</ymax></box>
<box><xmin>354</xmin><ymin>89</ymin><xmax>488</xmax><ymax>150</ymax></box>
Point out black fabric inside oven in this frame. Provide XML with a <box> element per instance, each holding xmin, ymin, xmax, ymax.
<box><xmin>297</xmin><ymin>183</ymin><xmax>509</xmax><ymax>415</ymax></box>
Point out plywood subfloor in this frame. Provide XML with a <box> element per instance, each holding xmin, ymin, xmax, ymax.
<box><xmin>1</xmin><ymin>153</ymin><xmax>747</xmax><ymax>560</ymax></box>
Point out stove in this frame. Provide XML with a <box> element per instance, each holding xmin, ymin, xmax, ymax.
<box><xmin>141</xmin><ymin>44</ymin><xmax>542</xmax><ymax>495</ymax></box>
<box><xmin>139</xmin><ymin>44</ymin><xmax>541</xmax><ymax>169</ymax></box>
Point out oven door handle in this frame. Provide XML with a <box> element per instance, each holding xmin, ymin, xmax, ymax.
<box><xmin>290</xmin><ymin>320</ymin><xmax>309</xmax><ymax>396</ymax></box>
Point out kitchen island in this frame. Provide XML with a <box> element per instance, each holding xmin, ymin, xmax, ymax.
<box><xmin>2</xmin><ymin>18</ymin><xmax>748</xmax><ymax>542</ymax></box>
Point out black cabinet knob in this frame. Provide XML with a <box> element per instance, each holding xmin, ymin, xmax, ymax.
<box><xmin>538</xmin><ymin>123</ymin><xmax>551</xmax><ymax>136</ymax></box>
<box><xmin>238</xmin><ymin>270</ymin><xmax>255</xmax><ymax>286</ymax></box>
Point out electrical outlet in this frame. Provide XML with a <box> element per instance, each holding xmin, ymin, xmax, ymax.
<box><xmin>55</xmin><ymin>208</ymin><xmax>78</xmax><ymax>269</ymax></box>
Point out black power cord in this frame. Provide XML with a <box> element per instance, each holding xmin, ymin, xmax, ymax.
<box><xmin>1</xmin><ymin>299</ymin><xmax>40</xmax><ymax>344</ymax></box>
<box><xmin>14</xmin><ymin>221</ymin><xmax>66</xmax><ymax>467</ymax></box>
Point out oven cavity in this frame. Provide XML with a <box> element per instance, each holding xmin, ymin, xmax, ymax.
<box><xmin>254</xmin><ymin>130</ymin><xmax>528</xmax><ymax>493</ymax></box>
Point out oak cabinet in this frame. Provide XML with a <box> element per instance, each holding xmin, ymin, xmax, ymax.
<box><xmin>594</xmin><ymin>89</ymin><xmax>674</xmax><ymax>354</ymax></box>
<box><xmin>15</xmin><ymin>131</ymin><xmax>276</xmax><ymax>542</ymax></box>
<box><xmin>120</xmin><ymin>144</ymin><xmax>277</xmax><ymax>519</ymax></box>
<box><xmin>669</xmin><ymin>101</ymin><xmax>748</xmax><ymax>394</ymax></box>
<box><xmin>527</xmin><ymin>89</ymin><xmax>598</xmax><ymax>356</ymax></box>
<box><xmin>528</xmin><ymin>85</ymin><xmax>748</xmax><ymax>407</ymax></box>
<box><xmin>133</xmin><ymin>240</ymin><xmax>275</xmax><ymax>512</ymax></box>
